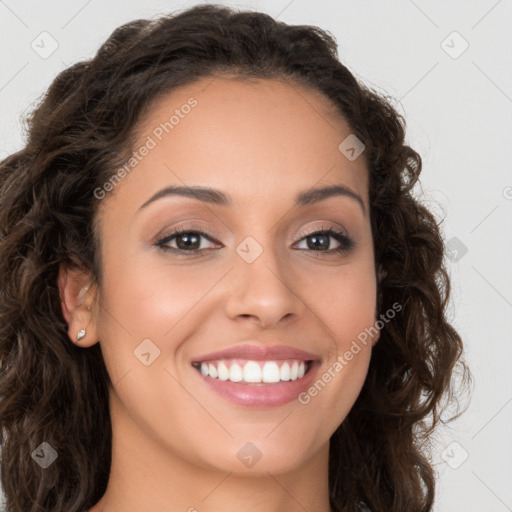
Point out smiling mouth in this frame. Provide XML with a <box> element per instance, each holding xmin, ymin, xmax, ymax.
<box><xmin>192</xmin><ymin>359</ymin><xmax>313</xmax><ymax>384</ymax></box>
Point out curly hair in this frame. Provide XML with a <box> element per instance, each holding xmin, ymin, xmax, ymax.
<box><xmin>0</xmin><ymin>4</ymin><xmax>471</xmax><ymax>511</ymax></box>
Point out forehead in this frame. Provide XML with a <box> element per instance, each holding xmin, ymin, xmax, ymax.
<box><xmin>101</xmin><ymin>76</ymin><xmax>369</xmax><ymax>214</ymax></box>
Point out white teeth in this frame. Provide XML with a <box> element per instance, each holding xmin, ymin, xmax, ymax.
<box><xmin>208</xmin><ymin>363</ymin><xmax>218</xmax><ymax>379</ymax></box>
<box><xmin>197</xmin><ymin>359</ymin><xmax>310</xmax><ymax>383</ymax></box>
<box><xmin>280</xmin><ymin>362</ymin><xmax>291</xmax><ymax>381</ymax></box>
<box><xmin>262</xmin><ymin>362</ymin><xmax>281</xmax><ymax>383</ymax></box>
<box><xmin>243</xmin><ymin>361</ymin><xmax>261</xmax><ymax>383</ymax></box>
<box><xmin>281</xmin><ymin>363</ymin><xmax>290</xmax><ymax>381</ymax></box>
<box><xmin>217</xmin><ymin>361</ymin><xmax>229</xmax><ymax>381</ymax></box>
<box><xmin>290</xmin><ymin>361</ymin><xmax>299</xmax><ymax>380</ymax></box>
<box><xmin>229</xmin><ymin>363</ymin><xmax>243</xmax><ymax>382</ymax></box>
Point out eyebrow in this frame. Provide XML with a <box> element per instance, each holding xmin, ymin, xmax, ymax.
<box><xmin>138</xmin><ymin>184</ymin><xmax>366</xmax><ymax>214</ymax></box>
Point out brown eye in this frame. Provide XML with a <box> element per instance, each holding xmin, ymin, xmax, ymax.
<box><xmin>175</xmin><ymin>232</ymin><xmax>201</xmax><ymax>250</ymax></box>
<box><xmin>294</xmin><ymin>228</ymin><xmax>355</xmax><ymax>255</ymax></box>
<box><xmin>155</xmin><ymin>228</ymin><xmax>221</xmax><ymax>253</ymax></box>
<box><xmin>305</xmin><ymin>233</ymin><xmax>330</xmax><ymax>251</ymax></box>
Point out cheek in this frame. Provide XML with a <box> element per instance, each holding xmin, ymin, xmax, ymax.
<box><xmin>299</xmin><ymin>254</ymin><xmax>377</xmax><ymax>400</ymax></box>
<box><xmin>332</xmin><ymin>279</ymin><xmax>377</xmax><ymax>347</ymax></box>
<box><xmin>302</xmin><ymin>258</ymin><xmax>378</xmax><ymax>346</ymax></box>
<box><xmin>94</xmin><ymin>252</ymin><xmax>230</xmax><ymax>383</ymax></box>
<box><xmin>98</xmin><ymin>254</ymin><xmax>218</xmax><ymax>337</ymax></box>
<box><xmin>296</xmin><ymin>272</ymin><xmax>375</xmax><ymax>434</ymax></box>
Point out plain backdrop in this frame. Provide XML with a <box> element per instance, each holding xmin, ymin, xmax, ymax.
<box><xmin>1</xmin><ymin>1</ymin><xmax>511</xmax><ymax>510</ymax></box>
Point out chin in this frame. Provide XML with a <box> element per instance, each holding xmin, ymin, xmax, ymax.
<box><xmin>191</xmin><ymin>435</ymin><xmax>324</xmax><ymax>476</ymax></box>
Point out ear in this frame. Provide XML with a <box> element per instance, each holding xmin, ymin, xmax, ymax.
<box><xmin>58</xmin><ymin>264</ymin><xmax>99</xmax><ymax>347</ymax></box>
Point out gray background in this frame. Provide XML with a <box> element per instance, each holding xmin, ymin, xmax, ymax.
<box><xmin>1</xmin><ymin>1</ymin><xmax>511</xmax><ymax>510</ymax></box>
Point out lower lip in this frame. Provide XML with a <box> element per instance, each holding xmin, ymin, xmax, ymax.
<box><xmin>193</xmin><ymin>363</ymin><xmax>320</xmax><ymax>408</ymax></box>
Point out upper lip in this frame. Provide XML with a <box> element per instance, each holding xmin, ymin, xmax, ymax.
<box><xmin>191</xmin><ymin>343</ymin><xmax>321</xmax><ymax>364</ymax></box>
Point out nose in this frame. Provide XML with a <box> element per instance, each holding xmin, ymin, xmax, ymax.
<box><xmin>224</xmin><ymin>243</ymin><xmax>306</xmax><ymax>329</ymax></box>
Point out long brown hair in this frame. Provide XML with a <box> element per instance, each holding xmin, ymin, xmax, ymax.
<box><xmin>0</xmin><ymin>4</ymin><xmax>471</xmax><ymax>511</ymax></box>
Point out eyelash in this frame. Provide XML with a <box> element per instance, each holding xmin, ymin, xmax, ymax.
<box><xmin>153</xmin><ymin>225</ymin><xmax>355</xmax><ymax>256</ymax></box>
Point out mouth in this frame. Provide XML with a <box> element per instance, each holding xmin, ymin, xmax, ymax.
<box><xmin>192</xmin><ymin>359</ymin><xmax>313</xmax><ymax>383</ymax></box>
<box><xmin>190</xmin><ymin>344</ymin><xmax>321</xmax><ymax>407</ymax></box>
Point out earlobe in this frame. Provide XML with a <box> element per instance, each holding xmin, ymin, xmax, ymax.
<box><xmin>57</xmin><ymin>264</ymin><xmax>99</xmax><ymax>347</ymax></box>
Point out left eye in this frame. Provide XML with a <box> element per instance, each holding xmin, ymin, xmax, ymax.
<box><xmin>293</xmin><ymin>229</ymin><xmax>354</xmax><ymax>254</ymax></box>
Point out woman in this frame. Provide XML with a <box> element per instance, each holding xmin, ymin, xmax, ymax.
<box><xmin>0</xmin><ymin>4</ymin><xmax>471</xmax><ymax>511</ymax></box>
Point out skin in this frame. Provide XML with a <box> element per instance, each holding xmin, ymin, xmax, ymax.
<box><xmin>59</xmin><ymin>76</ymin><xmax>380</xmax><ymax>512</ymax></box>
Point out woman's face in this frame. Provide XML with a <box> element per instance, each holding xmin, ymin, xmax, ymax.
<box><xmin>91</xmin><ymin>76</ymin><xmax>378</xmax><ymax>475</ymax></box>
